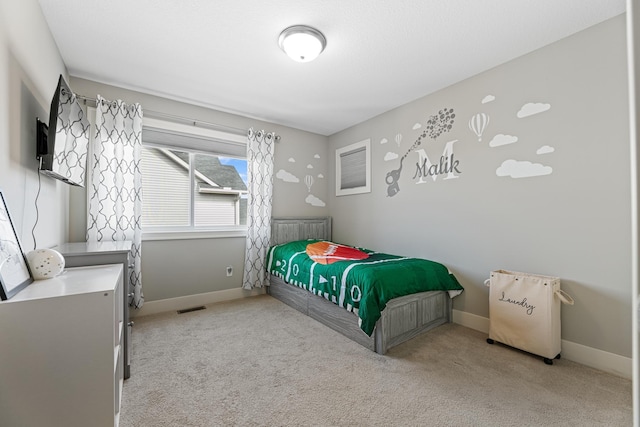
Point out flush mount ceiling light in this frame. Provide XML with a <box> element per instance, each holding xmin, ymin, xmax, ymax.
<box><xmin>278</xmin><ymin>25</ymin><xmax>326</xmax><ymax>63</ymax></box>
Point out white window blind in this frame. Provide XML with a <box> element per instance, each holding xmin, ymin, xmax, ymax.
<box><xmin>335</xmin><ymin>138</ymin><xmax>371</xmax><ymax>196</ymax></box>
<box><xmin>339</xmin><ymin>146</ymin><xmax>367</xmax><ymax>190</ymax></box>
<box><xmin>142</xmin><ymin>117</ymin><xmax>246</xmax><ymax>157</ymax></box>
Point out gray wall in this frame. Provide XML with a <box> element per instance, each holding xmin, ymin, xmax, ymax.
<box><xmin>0</xmin><ymin>1</ymin><xmax>68</xmax><ymax>253</ymax></box>
<box><xmin>67</xmin><ymin>78</ymin><xmax>329</xmax><ymax>302</ymax></box>
<box><xmin>329</xmin><ymin>15</ymin><xmax>631</xmax><ymax>358</ymax></box>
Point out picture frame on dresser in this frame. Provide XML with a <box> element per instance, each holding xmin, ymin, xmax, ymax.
<box><xmin>0</xmin><ymin>191</ymin><xmax>33</xmax><ymax>300</ymax></box>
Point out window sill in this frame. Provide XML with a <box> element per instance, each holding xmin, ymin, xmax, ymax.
<box><xmin>142</xmin><ymin>229</ymin><xmax>246</xmax><ymax>241</ymax></box>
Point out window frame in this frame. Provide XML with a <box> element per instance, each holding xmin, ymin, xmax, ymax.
<box><xmin>140</xmin><ymin>118</ymin><xmax>248</xmax><ymax>241</ymax></box>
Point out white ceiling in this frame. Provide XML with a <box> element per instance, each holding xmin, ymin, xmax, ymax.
<box><xmin>37</xmin><ymin>0</ymin><xmax>626</xmax><ymax>136</ymax></box>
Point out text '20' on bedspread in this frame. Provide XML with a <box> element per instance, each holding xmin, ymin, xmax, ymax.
<box><xmin>266</xmin><ymin>239</ymin><xmax>463</xmax><ymax>335</ymax></box>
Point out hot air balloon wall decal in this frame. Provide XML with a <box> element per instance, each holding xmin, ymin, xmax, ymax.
<box><xmin>469</xmin><ymin>112</ymin><xmax>490</xmax><ymax>142</ymax></box>
<box><xmin>304</xmin><ymin>174</ymin><xmax>314</xmax><ymax>192</ymax></box>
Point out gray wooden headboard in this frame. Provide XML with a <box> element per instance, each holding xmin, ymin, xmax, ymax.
<box><xmin>271</xmin><ymin>217</ymin><xmax>332</xmax><ymax>245</ymax></box>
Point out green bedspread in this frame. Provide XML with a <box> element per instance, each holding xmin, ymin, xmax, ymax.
<box><xmin>266</xmin><ymin>239</ymin><xmax>464</xmax><ymax>336</ymax></box>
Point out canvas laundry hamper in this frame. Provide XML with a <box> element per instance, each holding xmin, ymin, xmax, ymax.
<box><xmin>485</xmin><ymin>270</ymin><xmax>573</xmax><ymax>364</ymax></box>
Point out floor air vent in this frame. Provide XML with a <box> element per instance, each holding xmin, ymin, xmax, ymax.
<box><xmin>177</xmin><ymin>306</ymin><xmax>206</xmax><ymax>314</ymax></box>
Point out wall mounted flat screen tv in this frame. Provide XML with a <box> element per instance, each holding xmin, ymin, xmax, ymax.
<box><xmin>36</xmin><ymin>75</ymin><xmax>89</xmax><ymax>187</ymax></box>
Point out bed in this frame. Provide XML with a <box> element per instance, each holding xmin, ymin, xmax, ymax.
<box><xmin>266</xmin><ymin>217</ymin><xmax>463</xmax><ymax>354</ymax></box>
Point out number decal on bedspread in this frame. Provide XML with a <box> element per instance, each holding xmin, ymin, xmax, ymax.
<box><xmin>278</xmin><ymin>259</ymin><xmax>287</xmax><ymax>273</ymax></box>
<box><xmin>351</xmin><ymin>284</ymin><xmax>362</xmax><ymax>302</ymax></box>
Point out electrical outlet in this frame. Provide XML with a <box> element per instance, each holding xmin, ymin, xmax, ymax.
<box><xmin>226</xmin><ymin>266</ymin><xmax>233</xmax><ymax>277</ymax></box>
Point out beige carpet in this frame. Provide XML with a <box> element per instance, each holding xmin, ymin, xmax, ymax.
<box><xmin>120</xmin><ymin>295</ymin><xmax>632</xmax><ymax>426</ymax></box>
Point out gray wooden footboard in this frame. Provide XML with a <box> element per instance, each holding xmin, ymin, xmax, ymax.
<box><xmin>268</xmin><ymin>216</ymin><xmax>453</xmax><ymax>354</ymax></box>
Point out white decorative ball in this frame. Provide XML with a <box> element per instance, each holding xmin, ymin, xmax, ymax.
<box><xmin>26</xmin><ymin>249</ymin><xmax>65</xmax><ymax>280</ymax></box>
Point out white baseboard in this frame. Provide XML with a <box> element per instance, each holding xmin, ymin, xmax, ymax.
<box><xmin>452</xmin><ymin>308</ymin><xmax>490</xmax><ymax>333</ymax></box>
<box><xmin>452</xmin><ymin>309</ymin><xmax>631</xmax><ymax>380</ymax></box>
<box><xmin>132</xmin><ymin>287</ymin><xmax>266</xmax><ymax>318</ymax></box>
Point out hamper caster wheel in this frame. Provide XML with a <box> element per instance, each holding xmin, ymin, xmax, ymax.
<box><xmin>543</xmin><ymin>357</ymin><xmax>553</xmax><ymax>365</ymax></box>
<box><xmin>555</xmin><ymin>353</ymin><xmax>561</xmax><ymax>360</ymax></box>
<box><xmin>486</xmin><ymin>338</ymin><xmax>494</xmax><ymax>344</ymax></box>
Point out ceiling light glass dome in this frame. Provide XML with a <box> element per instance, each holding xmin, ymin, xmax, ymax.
<box><xmin>278</xmin><ymin>25</ymin><xmax>327</xmax><ymax>63</ymax></box>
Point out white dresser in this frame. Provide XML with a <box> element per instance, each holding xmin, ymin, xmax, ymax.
<box><xmin>0</xmin><ymin>264</ymin><xmax>124</xmax><ymax>427</ymax></box>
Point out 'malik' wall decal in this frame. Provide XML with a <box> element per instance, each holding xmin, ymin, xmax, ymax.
<box><xmin>380</xmin><ymin>95</ymin><xmax>556</xmax><ymax>199</ymax></box>
<box><xmin>384</xmin><ymin>108</ymin><xmax>456</xmax><ymax>197</ymax></box>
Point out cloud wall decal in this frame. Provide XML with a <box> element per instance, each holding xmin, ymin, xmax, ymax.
<box><xmin>276</xmin><ymin>169</ymin><xmax>299</xmax><ymax>183</ymax></box>
<box><xmin>517</xmin><ymin>102</ymin><xmax>551</xmax><ymax>118</ymax></box>
<box><xmin>496</xmin><ymin>159</ymin><xmax>552</xmax><ymax>178</ymax></box>
<box><xmin>489</xmin><ymin>134</ymin><xmax>518</xmax><ymax>147</ymax></box>
<box><xmin>482</xmin><ymin>95</ymin><xmax>495</xmax><ymax>104</ymax></box>
<box><xmin>305</xmin><ymin>194</ymin><xmax>326</xmax><ymax>207</ymax></box>
<box><xmin>537</xmin><ymin>145</ymin><xmax>555</xmax><ymax>154</ymax></box>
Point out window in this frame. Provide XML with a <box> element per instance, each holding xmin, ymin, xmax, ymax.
<box><xmin>140</xmin><ymin>118</ymin><xmax>247</xmax><ymax>239</ymax></box>
<box><xmin>335</xmin><ymin>138</ymin><xmax>371</xmax><ymax>196</ymax></box>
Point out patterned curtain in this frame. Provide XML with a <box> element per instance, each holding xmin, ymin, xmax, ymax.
<box><xmin>242</xmin><ymin>128</ymin><xmax>276</xmax><ymax>290</ymax></box>
<box><xmin>87</xmin><ymin>95</ymin><xmax>144</xmax><ymax>308</ymax></box>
